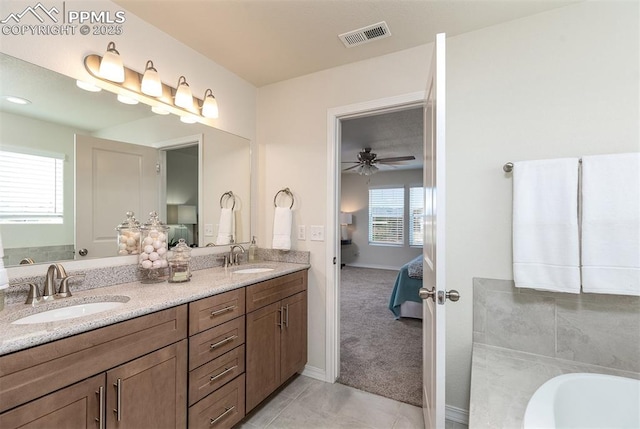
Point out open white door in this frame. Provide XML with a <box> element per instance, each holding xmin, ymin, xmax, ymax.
<box><xmin>75</xmin><ymin>134</ymin><xmax>159</xmax><ymax>259</ymax></box>
<box><xmin>420</xmin><ymin>33</ymin><xmax>459</xmax><ymax>429</ymax></box>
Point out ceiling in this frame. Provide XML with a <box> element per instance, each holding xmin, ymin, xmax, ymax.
<box><xmin>114</xmin><ymin>0</ymin><xmax>579</xmax><ymax>87</ymax></box>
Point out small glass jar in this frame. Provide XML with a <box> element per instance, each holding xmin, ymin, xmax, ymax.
<box><xmin>139</xmin><ymin>211</ymin><xmax>169</xmax><ymax>283</ymax></box>
<box><xmin>168</xmin><ymin>239</ymin><xmax>192</xmax><ymax>283</ymax></box>
<box><xmin>115</xmin><ymin>211</ymin><xmax>141</xmax><ymax>256</ymax></box>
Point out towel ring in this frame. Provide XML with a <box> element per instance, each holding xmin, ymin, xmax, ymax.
<box><xmin>273</xmin><ymin>187</ymin><xmax>294</xmax><ymax>209</ymax></box>
<box><xmin>219</xmin><ymin>191</ymin><xmax>236</xmax><ymax>210</ymax></box>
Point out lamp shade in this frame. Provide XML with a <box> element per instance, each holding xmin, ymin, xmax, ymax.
<box><xmin>99</xmin><ymin>42</ymin><xmax>125</xmax><ymax>83</ymax></box>
<box><xmin>177</xmin><ymin>205</ymin><xmax>197</xmax><ymax>225</ymax></box>
<box><xmin>202</xmin><ymin>89</ymin><xmax>219</xmax><ymax>118</ymax></box>
<box><xmin>340</xmin><ymin>212</ymin><xmax>353</xmax><ymax>225</ymax></box>
<box><xmin>174</xmin><ymin>76</ymin><xmax>193</xmax><ymax>109</ymax></box>
<box><xmin>141</xmin><ymin>60</ymin><xmax>162</xmax><ymax>97</ymax></box>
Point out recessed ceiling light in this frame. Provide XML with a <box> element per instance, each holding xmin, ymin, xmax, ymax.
<box><xmin>2</xmin><ymin>95</ymin><xmax>31</xmax><ymax>105</ymax></box>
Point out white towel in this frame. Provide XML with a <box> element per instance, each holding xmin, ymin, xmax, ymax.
<box><xmin>581</xmin><ymin>153</ymin><xmax>640</xmax><ymax>296</ymax></box>
<box><xmin>215</xmin><ymin>208</ymin><xmax>234</xmax><ymax>245</ymax></box>
<box><xmin>272</xmin><ymin>207</ymin><xmax>292</xmax><ymax>250</ymax></box>
<box><xmin>0</xmin><ymin>232</ymin><xmax>8</xmax><ymax>290</ymax></box>
<box><xmin>512</xmin><ymin>158</ymin><xmax>581</xmax><ymax>293</ymax></box>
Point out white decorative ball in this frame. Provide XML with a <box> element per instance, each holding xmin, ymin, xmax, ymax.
<box><xmin>127</xmin><ymin>237</ymin><xmax>136</xmax><ymax>246</ymax></box>
<box><xmin>141</xmin><ymin>260</ymin><xmax>153</xmax><ymax>269</ymax></box>
<box><xmin>150</xmin><ymin>230</ymin><xmax>159</xmax><ymax>238</ymax></box>
<box><xmin>152</xmin><ymin>260</ymin><xmax>163</xmax><ymax>268</ymax></box>
<box><xmin>148</xmin><ymin>252</ymin><xmax>159</xmax><ymax>261</ymax></box>
<box><xmin>157</xmin><ymin>247</ymin><xmax>167</xmax><ymax>255</ymax></box>
<box><xmin>143</xmin><ymin>237</ymin><xmax>153</xmax><ymax>245</ymax></box>
<box><xmin>118</xmin><ymin>243</ymin><xmax>127</xmax><ymax>251</ymax></box>
<box><xmin>140</xmin><ymin>253</ymin><xmax>149</xmax><ymax>261</ymax></box>
<box><xmin>144</xmin><ymin>245</ymin><xmax>155</xmax><ymax>254</ymax></box>
<box><xmin>152</xmin><ymin>240</ymin><xmax>162</xmax><ymax>249</ymax></box>
<box><xmin>160</xmin><ymin>259</ymin><xmax>168</xmax><ymax>268</ymax></box>
<box><xmin>157</xmin><ymin>232</ymin><xmax>166</xmax><ymax>241</ymax></box>
<box><xmin>118</xmin><ymin>250</ymin><xmax>128</xmax><ymax>255</ymax></box>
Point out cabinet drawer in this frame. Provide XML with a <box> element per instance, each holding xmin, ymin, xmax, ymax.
<box><xmin>189</xmin><ymin>288</ymin><xmax>245</xmax><ymax>336</ymax></box>
<box><xmin>0</xmin><ymin>305</ymin><xmax>187</xmax><ymax>413</ymax></box>
<box><xmin>189</xmin><ymin>316</ymin><xmax>245</xmax><ymax>370</ymax></box>
<box><xmin>246</xmin><ymin>270</ymin><xmax>307</xmax><ymax>312</ymax></box>
<box><xmin>189</xmin><ymin>345</ymin><xmax>245</xmax><ymax>406</ymax></box>
<box><xmin>188</xmin><ymin>374</ymin><xmax>245</xmax><ymax>429</ymax></box>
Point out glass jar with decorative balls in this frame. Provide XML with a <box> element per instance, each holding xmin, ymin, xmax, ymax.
<box><xmin>115</xmin><ymin>211</ymin><xmax>140</xmax><ymax>256</ymax></box>
<box><xmin>168</xmin><ymin>238</ymin><xmax>192</xmax><ymax>283</ymax></box>
<box><xmin>138</xmin><ymin>211</ymin><xmax>169</xmax><ymax>283</ymax></box>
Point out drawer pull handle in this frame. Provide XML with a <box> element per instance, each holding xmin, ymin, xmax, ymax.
<box><xmin>210</xmin><ymin>305</ymin><xmax>237</xmax><ymax>317</ymax></box>
<box><xmin>209</xmin><ymin>365</ymin><xmax>238</xmax><ymax>382</ymax></box>
<box><xmin>210</xmin><ymin>335</ymin><xmax>238</xmax><ymax>349</ymax></box>
<box><xmin>95</xmin><ymin>386</ymin><xmax>105</xmax><ymax>429</ymax></box>
<box><xmin>276</xmin><ymin>307</ymin><xmax>283</xmax><ymax>330</ymax></box>
<box><xmin>210</xmin><ymin>405</ymin><xmax>235</xmax><ymax>425</ymax></box>
<box><xmin>113</xmin><ymin>378</ymin><xmax>122</xmax><ymax>422</ymax></box>
<box><xmin>284</xmin><ymin>304</ymin><xmax>289</xmax><ymax>327</ymax></box>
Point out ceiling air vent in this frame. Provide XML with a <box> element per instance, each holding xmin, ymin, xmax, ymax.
<box><xmin>338</xmin><ymin>21</ymin><xmax>391</xmax><ymax>48</ymax></box>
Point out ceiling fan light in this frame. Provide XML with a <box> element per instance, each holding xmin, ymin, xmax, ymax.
<box><xmin>141</xmin><ymin>60</ymin><xmax>162</xmax><ymax>97</ymax></box>
<box><xmin>359</xmin><ymin>164</ymin><xmax>378</xmax><ymax>176</ymax></box>
<box><xmin>174</xmin><ymin>76</ymin><xmax>193</xmax><ymax>109</ymax></box>
<box><xmin>99</xmin><ymin>41</ymin><xmax>125</xmax><ymax>83</ymax></box>
<box><xmin>201</xmin><ymin>89</ymin><xmax>219</xmax><ymax>118</ymax></box>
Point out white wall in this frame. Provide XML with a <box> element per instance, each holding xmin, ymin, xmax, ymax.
<box><xmin>0</xmin><ymin>0</ymin><xmax>256</xmax><ymax>142</ymax></box>
<box><xmin>257</xmin><ymin>45</ymin><xmax>432</xmax><ymax>374</ymax></box>
<box><xmin>341</xmin><ymin>169</ymin><xmax>423</xmax><ymax>269</ymax></box>
<box><xmin>258</xmin><ymin>0</ymin><xmax>639</xmax><ymax>413</ymax></box>
<box><xmin>444</xmin><ymin>0</ymin><xmax>639</xmax><ymax>411</ymax></box>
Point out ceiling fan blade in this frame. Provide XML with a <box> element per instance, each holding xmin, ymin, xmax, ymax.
<box><xmin>375</xmin><ymin>155</ymin><xmax>416</xmax><ymax>163</ymax></box>
<box><xmin>341</xmin><ymin>161</ymin><xmax>360</xmax><ymax>164</ymax></box>
<box><xmin>342</xmin><ymin>164</ymin><xmax>361</xmax><ymax>171</ymax></box>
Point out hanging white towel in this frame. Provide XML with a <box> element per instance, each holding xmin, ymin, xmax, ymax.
<box><xmin>272</xmin><ymin>207</ymin><xmax>292</xmax><ymax>250</ymax></box>
<box><xmin>215</xmin><ymin>208</ymin><xmax>234</xmax><ymax>245</ymax></box>
<box><xmin>0</xmin><ymin>233</ymin><xmax>8</xmax><ymax>291</ymax></box>
<box><xmin>512</xmin><ymin>158</ymin><xmax>581</xmax><ymax>293</ymax></box>
<box><xmin>582</xmin><ymin>153</ymin><xmax>640</xmax><ymax>296</ymax></box>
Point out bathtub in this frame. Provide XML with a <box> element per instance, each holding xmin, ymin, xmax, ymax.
<box><xmin>523</xmin><ymin>373</ymin><xmax>640</xmax><ymax>429</ymax></box>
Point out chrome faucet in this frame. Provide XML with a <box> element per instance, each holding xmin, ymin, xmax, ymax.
<box><xmin>229</xmin><ymin>244</ymin><xmax>245</xmax><ymax>266</ymax></box>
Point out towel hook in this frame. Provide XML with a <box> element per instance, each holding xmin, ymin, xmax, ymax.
<box><xmin>219</xmin><ymin>191</ymin><xmax>236</xmax><ymax>210</ymax></box>
<box><xmin>273</xmin><ymin>187</ymin><xmax>294</xmax><ymax>209</ymax></box>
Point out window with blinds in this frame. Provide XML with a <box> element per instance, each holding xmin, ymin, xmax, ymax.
<box><xmin>368</xmin><ymin>187</ymin><xmax>404</xmax><ymax>245</ymax></box>
<box><xmin>409</xmin><ymin>187</ymin><xmax>425</xmax><ymax>246</ymax></box>
<box><xmin>0</xmin><ymin>149</ymin><xmax>64</xmax><ymax>224</ymax></box>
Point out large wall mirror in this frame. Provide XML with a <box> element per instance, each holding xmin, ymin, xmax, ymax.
<box><xmin>0</xmin><ymin>53</ymin><xmax>251</xmax><ymax>268</ymax></box>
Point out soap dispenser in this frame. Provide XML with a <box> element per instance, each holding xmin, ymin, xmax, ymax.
<box><xmin>248</xmin><ymin>236</ymin><xmax>257</xmax><ymax>262</ymax></box>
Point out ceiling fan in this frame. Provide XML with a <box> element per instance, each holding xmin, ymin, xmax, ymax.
<box><xmin>342</xmin><ymin>147</ymin><xmax>416</xmax><ymax>176</ymax></box>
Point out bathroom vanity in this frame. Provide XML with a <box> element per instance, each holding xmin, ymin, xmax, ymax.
<box><xmin>0</xmin><ymin>263</ymin><xmax>309</xmax><ymax>429</ymax></box>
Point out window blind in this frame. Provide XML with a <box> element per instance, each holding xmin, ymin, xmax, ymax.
<box><xmin>0</xmin><ymin>150</ymin><xmax>64</xmax><ymax>223</ymax></box>
<box><xmin>409</xmin><ymin>186</ymin><xmax>424</xmax><ymax>246</ymax></box>
<box><xmin>368</xmin><ymin>187</ymin><xmax>404</xmax><ymax>245</ymax></box>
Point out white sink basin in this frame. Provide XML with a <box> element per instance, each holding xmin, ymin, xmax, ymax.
<box><xmin>233</xmin><ymin>267</ymin><xmax>275</xmax><ymax>274</ymax></box>
<box><xmin>12</xmin><ymin>301</ymin><xmax>126</xmax><ymax>325</ymax></box>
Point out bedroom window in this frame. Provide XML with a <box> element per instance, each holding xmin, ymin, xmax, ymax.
<box><xmin>409</xmin><ymin>187</ymin><xmax>424</xmax><ymax>246</ymax></box>
<box><xmin>368</xmin><ymin>187</ymin><xmax>404</xmax><ymax>245</ymax></box>
<box><xmin>0</xmin><ymin>149</ymin><xmax>64</xmax><ymax>224</ymax></box>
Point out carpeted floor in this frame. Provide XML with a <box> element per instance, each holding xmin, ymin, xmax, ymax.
<box><xmin>338</xmin><ymin>266</ymin><xmax>422</xmax><ymax>407</ymax></box>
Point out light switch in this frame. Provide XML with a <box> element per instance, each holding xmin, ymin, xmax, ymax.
<box><xmin>298</xmin><ymin>225</ymin><xmax>306</xmax><ymax>240</ymax></box>
<box><xmin>204</xmin><ymin>224</ymin><xmax>214</xmax><ymax>236</ymax></box>
<box><xmin>310</xmin><ymin>225</ymin><xmax>324</xmax><ymax>241</ymax></box>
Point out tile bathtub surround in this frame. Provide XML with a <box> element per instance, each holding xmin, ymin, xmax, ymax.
<box><xmin>473</xmin><ymin>277</ymin><xmax>640</xmax><ymax>373</ymax></box>
<box><xmin>5</xmin><ymin>248</ymin><xmax>310</xmax><ymax>306</ymax></box>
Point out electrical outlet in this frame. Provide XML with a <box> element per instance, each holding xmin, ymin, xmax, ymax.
<box><xmin>310</xmin><ymin>225</ymin><xmax>324</xmax><ymax>241</ymax></box>
<box><xmin>204</xmin><ymin>224</ymin><xmax>214</xmax><ymax>236</ymax></box>
<box><xmin>298</xmin><ymin>225</ymin><xmax>306</xmax><ymax>240</ymax></box>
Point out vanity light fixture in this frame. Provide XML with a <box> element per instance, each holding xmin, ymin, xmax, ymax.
<box><xmin>201</xmin><ymin>89</ymin><xmax>219</xmax><ymax>118</ymax></box>
<box><xmin>179</xmin><ymin>114</ymin><xmax>198</xmax><ymax>124</ymax></box>
<box><xmin>140</xmin><ymin>60</ymin><xmax>162</xmax><ymax>97</ymax></box>
<box><xmin>98</xmin><ymin>42</ymin><xmax>125</xmax><ymax>83</ymax></box>
<box><xmin>174</xmin><ymin>76</ymin><xmax>193</xmax><ymax>109</ymax></box>
<box><xmin>151</xmin><ymin>105</ymin><xmax>171</xmax><ymax>115</ymax></box>
<box><xmin>117</xmin><ymin>94</ymin><xmax>139</xmax><ymax>105</ymax></box>
<box><xmin>76</xmin><ymin>80</ymin><xmax>102</xmax><ymax>92</ymax></box>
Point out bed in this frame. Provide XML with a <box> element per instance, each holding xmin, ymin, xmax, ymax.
<box><xmin>388</xmin><ymin>255</ymin><xmax>423</xmax><ymax>319</ymax></box>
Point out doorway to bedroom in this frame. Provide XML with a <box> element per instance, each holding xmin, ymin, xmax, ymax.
<box><xmin>338</xmin><ymin>106</ymin><xmax>424</xmax><ymax>407</ymax></box>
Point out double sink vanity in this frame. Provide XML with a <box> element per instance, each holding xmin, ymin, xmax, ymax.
<box><xmin>0</xmin><ymin>260</ymin><xmax>309</xmax><ymax>429</ymax></box>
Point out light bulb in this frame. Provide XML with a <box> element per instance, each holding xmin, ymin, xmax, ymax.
<box><xmin>141</xmin><ymin>60</ymin><xmax>162</xmax><ymax>97</ymax></box>
<box><xmin>174</xmin><ymin>76</ymin><xmax>193</xmax><ymax>109</ymax></box>
<box><xmin>99</xmin><ymin>41</ymin><xmax>125</xmax><ymax>83</ymax></box>
<box><xmin>201</xmin><ymin>89</ymin><xmax>219</xmax><ymax>118</ymax></box>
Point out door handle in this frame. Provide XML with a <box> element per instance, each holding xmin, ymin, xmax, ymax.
<box><xmin>446</xmin><ymin>290</ymin><xmax>460</xmax><ymax>302</ymax></box>
<box><xmin>78</xmin><ymin>248</ymin><xmax>88</xmax><ymax>256</ymax></box>
<box><xmin>419</xmin><ymin>287</ymin><xmax>436</xmax><ymax>301</ymax></box>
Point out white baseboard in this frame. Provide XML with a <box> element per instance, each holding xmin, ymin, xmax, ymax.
<box><xmin>446</xmin><ymin>405</ymin><xmax>469</xmax><ymax>425</ymax></box>
<box><xmin>344</xmin><ymin>262</ymin><xmax>402</xmax><ymax>271</ymax></box>
<box><xmin>300</xmin><ymin>365</ymin><xmax>327</xmax><ymax>382</ymax></box>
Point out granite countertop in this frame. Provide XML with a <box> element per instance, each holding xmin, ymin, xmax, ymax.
<box><xmin>0</xmin><ymin>261</ymin><xmax>309</xmax><ymax>356</ymax></box>
<box><xmin>469</xmin><ymin>342</ymin><xmax>640</xmax><ymax>428</ymax></box>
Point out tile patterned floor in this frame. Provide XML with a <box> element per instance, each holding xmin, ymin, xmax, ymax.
<box><xmin>238</xmin><ymin>375</ymin><xmax>467</xmax><ymax>429</ymax></box>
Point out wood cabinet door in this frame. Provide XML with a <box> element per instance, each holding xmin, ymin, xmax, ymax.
<box><xmin>0</xmin><ymin>374</ymin><xmax>105</xmax><ymax>429</ymax></box>
<box><xmin>280</xmin><ymin>291</ymin><xmax>308</xmax><ymax>383</ymax></box>
<box><xmin>245</xmin><ymin>301</ymin><xmax>281</xmax><ymax>412</ymax></box>
<box><xmin>106</xmin><ymin>340</ymin><xmax>187</xmax><ymax>429</ymax></box>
